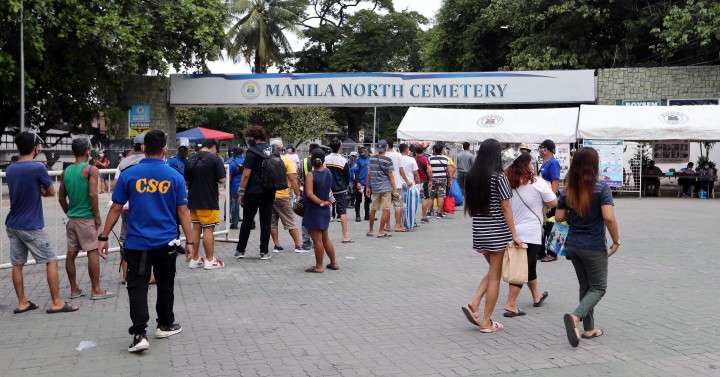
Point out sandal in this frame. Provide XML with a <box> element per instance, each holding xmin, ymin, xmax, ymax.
<box><xmin>479</xmin><ymin>319</ymin><xmax>504</xmax><ymax>333</ymax></box>
<box><xmin>503</xmin><ymin>309</ymin><xmax>526</xmax><ymax>317</ymax></box>
<box><xmin>14</xmin><ymin>301</ymin><xmax>39</xmax><ymax>314</ymax></box>
<box><xmin>366</xmin><ymin>232</ymin><xmax>374</xmax><ymax>237</ymax></box>
<box><xmin>377</xmin><ymin>233</ymin><xmax>392</xmax><ymax>238</ymax></box>
<box><xmin>305</xmin><ymin>267</ymin><xmax>324</xmax><ymax>273</ymax></box>
<box><xmin>69</xmin><ymin>289</ymin><xmax>86</xmax><ymax>299</ymax></box>
<box><xmin>533</xmin><ymin>291</ymin><xmax>549</xmax><ymax>307</ymax></box>
<box><xmin>563</xmin><ymin>313</ymin><xmax>580</xmax><ymax>347</ymax></box>
<box><xmin>341</xmin><ymin>239</ymin><xmax>355</xmax><ymax>244</ymax></box>
<box><xmin>46</xmin><ymin>301</ymin><xmax>79</xmax><ymax>314</ymax></box>
<box><xmin>461</xmin><ymin>305</ymin><xmax>480</xmax><ymax>327</ymax></box>
<box><xmin>581</xmin><ymin>329</ymin><xmax>604</xmax><ymax>339</ymax></box>
<box><xmin>326</xmin><ymin>263</ymin><xmax>340</xmax><ymax>271</ymax></box>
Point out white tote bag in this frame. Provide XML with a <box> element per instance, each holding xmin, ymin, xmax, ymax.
<box><xmin>502</xmin><ymin>241</ymin><xmax>529</xmax><ymax>284</ymax></box>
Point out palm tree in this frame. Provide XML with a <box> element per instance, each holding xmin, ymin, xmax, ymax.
<box><xmin>226</xmin><ymin>0</ymin><xmax>305</xmax><ymax>73</ymax></box>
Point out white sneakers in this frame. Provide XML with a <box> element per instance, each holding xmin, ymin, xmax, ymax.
<box><xmin>188</xmin><ymin>257</ymin><xmax>225</xmax><ymax>270</ymax></box>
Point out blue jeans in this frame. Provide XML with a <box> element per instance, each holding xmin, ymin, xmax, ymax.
<box><xmin>230</xmin><ymin>193</ymin><xmax>240</xmax><ymax>226</ymax></box>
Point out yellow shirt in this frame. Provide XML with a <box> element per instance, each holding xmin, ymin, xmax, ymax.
<box><xmin>446</xmin><ymin>156</ymin><xmax>456</xmax><ymax>168</ymax></box>
<box><xmin>275</xmin><ymin>155</ymin><xmax>297</xmax><ymax>199</ymax></box>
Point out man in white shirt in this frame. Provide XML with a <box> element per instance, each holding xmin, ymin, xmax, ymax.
<box><xmin>385</xmin><ymin>141</ymin><xmax>412</xmax><ymax>232</ymax></box>
<box><xmin>399</xmin><ymin>143</ymin><xmax>421</xmax><ymax>227</ymax></box>
<box><xmin>286</xmin><ymin>146</ymin><xmax>300</xmax><ymax>170</ymax></box>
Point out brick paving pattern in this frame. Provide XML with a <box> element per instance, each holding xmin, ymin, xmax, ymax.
<box><xmin>1</xmin><ymin>197</ymin><xmax>719</xmax><ymax>376</ymax></box>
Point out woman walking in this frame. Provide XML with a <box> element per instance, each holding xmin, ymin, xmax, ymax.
<box><xmin>461</xmin><ymin>139</ymin><xmax>522</xmax><ymax>333</ymax></box>
<box><xmin>556</xmin><ymin>147</ymin><xmax>620</xmax><ymax>347</ymax></box>
<box><xmin>502</xmin><ymin>154</ymin><xmax>557</xmax><ymax>317</ymax></box>
<box><xmin>302</xmin><ymin>148</ymin><xmax>340</xmax><ymax>273</ymax></box>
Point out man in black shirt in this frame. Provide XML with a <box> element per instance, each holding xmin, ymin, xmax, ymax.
<box><xmin>185</xmin><ymin>138</ymin><xmax>227</xmax><ymax>270</ymax></box>
<box><xmin>236</xmin><ymin>125</ymin><xmax>276</xmax><ymax>260</ymax></box>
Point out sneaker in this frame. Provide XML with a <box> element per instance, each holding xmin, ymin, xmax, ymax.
<box><xmin>229</xmin><ymin>224</ymin><xmax>238</xmax><ymax>229</ymax></box>
<box><xmin>421</xmin><ymin>217</ymin><xmax>429</xmax><ymax>224</ymax></box>
<box><xmin>188</xmin><ymin>257</ymin><xmax>205</xmax><ymax>269</ymax></box>
<box><xmin>259</xmin><ymin>253</ymin><xmax>271</xmax><ymax>260</ymax></box>
<box><xmin>302</xmin><ymin>241</ymin><xmax>313</xmax><ymax>249</ymax></box>
<box><xmin>355</xmin><ymin>217</ymin><xmax>362</xmax><ymax>222</ymax></box>
<box><xmin>251</xmin><ymin>221</ymin><xmax>256</xmax><ymax>230</ymax></box>
<box><xmin>155</xmin><ymin>324</ymin><xmax>182</xmax><ymax>339</ymax></box>
<box><xmin>294</xmin><ymin>245</ymin><xmax>311</xmax><ymax>253</ymax></box>
<box><xmin>234</xmin><ymin>250</ymin><xmax>245</xmax><ymax>259</ymax></box>
<box><xmin>272</xmin><ymin>245</ymin><xmax>285</xmax><ymax>253</ymax></box>
<box><xmin>363</xmin><ymin>215</ymin><xmax>370</xmax><ymax>221</ymax></box>
<box><xmin>128</xmin><ymin>332</ymin><xmax>150</xmax><ymax>353</ymax></box>
<box><xmin>436</xmin><ymin>213</ymin><xmax>444</xmax><ymax>219</ymax></box>
<box><xmin>204</xmin><ymin>258</ymin><xmax>225</xmax><ymax>270</ymax></box>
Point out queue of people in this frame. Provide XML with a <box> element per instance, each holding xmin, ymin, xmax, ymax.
<box><xmin>5</xmin><ymin>128</ymin><xmax>622</xmax><ymax>355</ymax></box>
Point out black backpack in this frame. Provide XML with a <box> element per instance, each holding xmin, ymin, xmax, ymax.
<box><xmin>249</xmin><ymin>146</ymin><xmax>288</xmax><ymax>191</ymax></box>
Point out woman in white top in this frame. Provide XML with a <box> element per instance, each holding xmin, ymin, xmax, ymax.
<box><xmin>503</xmin><ymin>153</ymin><xmax>558</xmax><ymax>317</ymax></box>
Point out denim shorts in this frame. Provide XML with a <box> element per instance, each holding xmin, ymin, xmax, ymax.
<box><xmin>7</xmin><ymin>227</ymin><xmax>57</xmax><ymax>265</ymax></box>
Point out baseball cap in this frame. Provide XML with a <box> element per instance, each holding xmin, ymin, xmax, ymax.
<box><xmin>177</xmin><ymin>137</ymin><xmax>190</xmax><ymax>148</ymax></box>
<box><xmin>133</xmin><ymin>133</ymin><xmax>145</xmax><ymax>145</ymax></box>
<box><xmin>270</xmin><ymin>139</ymin><xmax>284</xmax><ymax>149</ymax></box>
<box><xmin>377</xmin><ymin>140</ymin><xmax>388</xmax><ymax>153</ymax></box>
<box><xmin>350</xmin><ymin>151</ymin><xmax>358</xmax><ymax>156</ymax></box>
<box><xmin>539</xmin><ymin>139</ymin><xmax>556</xmax><ymax>154</ymax></box>
<box><xmin>518</xmin><ymin>143</ymin><xmax>531</xmax><ymax>152</ymax></box>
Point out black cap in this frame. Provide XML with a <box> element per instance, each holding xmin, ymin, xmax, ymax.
<box><xmin>540</xmin><ymin>139</ymin><xmax>556</xmax><ymax>154</ymax></box>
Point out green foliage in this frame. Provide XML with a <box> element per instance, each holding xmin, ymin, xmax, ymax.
<box><xmin>176</xmin><ymin>106</ymin><xmax>337</xmax><ymax>145</ymax></box>
<box><xmin>0</xmin><ymin>0</ymin><xmax>227</xmax><ymax>136</ymax></box>
<box><xmin>226</xmin><ymin>0</ymin><xmax>307</xmax><ymax>73</ymax></box>
<box><xmin>652</xmin><ymin>0</ymin><xmax>720</xmax><ymax>64</ymax></box>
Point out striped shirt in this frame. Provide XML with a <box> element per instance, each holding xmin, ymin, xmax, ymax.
<box><xmin>430</xmin><ymin>155</ymin><xmax>450</xmax><ymax>180</ymax></box>
<box><xmin>368</xmin><ymin>155</ymin><xmax>393</xmax><ymax>193</ymax></box>
<box><xmin>472</xmin><ymin>172</ymin><xmax>513</xmax><ymax>251</ymax></box>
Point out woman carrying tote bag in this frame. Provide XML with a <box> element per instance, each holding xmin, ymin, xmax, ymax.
<box><xmin>460</xmin><ymin>139</ymin><xmax>523</xmax><ymax>333</ymax></box>
<box><xmin>502</xmin><ymin>154</ymin><xmax>558</xmax><ymax>317</ymax></box>
<box><xmin>556</xmin><ymin>147</ymin><xmax>620</xmax><ymax>347</ymax></box>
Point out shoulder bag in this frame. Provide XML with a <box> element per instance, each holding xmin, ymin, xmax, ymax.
<box><xmin>293</xmin><ymin>170</ymin><xmax>329</xmax><ymax>217</ymax></box>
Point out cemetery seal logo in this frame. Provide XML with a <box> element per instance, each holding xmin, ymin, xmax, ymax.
<box><xmin>658</xmin><ymin>112</ymin><xmax>688</xmax><ymax>125</ymax></box>
<box><xmin>477</xmin><ymin>115</ymin><xmax>504</xmax><ymax>128</ymax></box>
<box><xmin>241</xmin><ymin>81</ymin><xmax>261</xmax><ymax>100</ymax></box>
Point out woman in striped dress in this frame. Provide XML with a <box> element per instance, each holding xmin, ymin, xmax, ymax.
<box><xmin>461</xmin><ymin>139</ymin><xmax>523</xmax><ymax>333</ymax></box>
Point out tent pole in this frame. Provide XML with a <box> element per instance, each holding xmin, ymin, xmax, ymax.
<box><xmin>373</xmin><ymin>107</ymin><xmax>377</xmax><ymax>148</ymax></box>
<box><xmin>20</xmin><ymin>0</ymin><xmax>25</xmax><ymax>132</ymax></box>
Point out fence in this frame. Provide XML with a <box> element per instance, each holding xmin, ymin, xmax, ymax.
<box><xmin>0</xmin><ymin>165</ymin><xmax>233</xmax><ymax>268</ymax></box>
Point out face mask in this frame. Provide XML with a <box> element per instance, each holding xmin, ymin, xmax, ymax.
<box><xmin>246</xmin><ymin>138</ymin><xmax>256</xmax><ymax>147</ymax></box>
<box><xmin>704</xmin><ymin>165</ymin><xmax>709</xmax><ymax>169</ymax></box>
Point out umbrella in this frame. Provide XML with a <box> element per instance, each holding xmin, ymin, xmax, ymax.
<box><xmin>176</xmin><ymin>127</ymin><xmax>235</xmax><ymax>143</ymax></box>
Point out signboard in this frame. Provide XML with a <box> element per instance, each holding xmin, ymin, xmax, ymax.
<box><xmin>616</xmin><ymin>99</ymin><xmax>665</xmax><ymax>106</ymax></box>
<box><xmin>652</xmin><ymin>140</ymin><xmax>690</xmax><ymax>164</ymax></box>
<box><xmin>583</xmin><ymin>139</ymin><xmax>624</xmax><ymax>187</ymax></box>
<box><xmin>668</xmin><ymin>98</ymin><xmax>719</xmax><ymax>106</ymax></box>
<box><xmin>128</xmin><ymin>105</ymin><xmax>151</xmax><ymax>137</ymax></box>
<box><xmin>169</xmin><ymin>71</ymin><xmax>596</xmax><ymax>107</ymax></box>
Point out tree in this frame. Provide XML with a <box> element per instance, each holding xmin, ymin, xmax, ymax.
<box><xmin>652</xmin><ymin>0</ymin><xmax>720</xmax><ymax>65</ymax></box>
<box><xmin>0</xmin><ymin>0</ymin><xmax>227</xmax><ymax>137</ymax></box>
<box><xmin>293</xmin><ymin>1</ymin><xmax>425</xmax><ymax>141</ymax></box>
<box><xmin>226</xmin><ymin>0</ymin><xmax>307</xmax><ymax>73</ymax></box>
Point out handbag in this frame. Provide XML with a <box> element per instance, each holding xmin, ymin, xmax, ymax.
<box><xmin>502</xmin><ymin>241</ymin><xmax>529</xmax><ymax>284</ymax></box>
<box><xmin>294</xmin><ymin>170</ymin><xmax>329</xmax><ymax>217</ymax></box>
<box><xmin>442</xmin><ymin>196</ymin><xmax>456</xmax><ymax>214</ymax></box>
<box><xmin>545</xmin><ymin>221</ymin><xmax>569</xmax><ymax>257</ymax></box>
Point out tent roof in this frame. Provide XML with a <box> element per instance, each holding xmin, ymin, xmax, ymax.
<box><xmin>176</xmin><ymin>127</ymin><xmax>235</xmax><ymax>142</ymax></box>
<box><xmin>578</xmin><ymin>105</ymin><xmax>720</xmax><ymax>141</ymax></box>
<box><xmin>396</xmin><ymin>107</ymin><xmax>579</xmax><ymax>143</ymax></box>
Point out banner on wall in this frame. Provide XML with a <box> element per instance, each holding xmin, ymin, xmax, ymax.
<box><xmin>652</xmin><ymin>140</ymin><xmax>690</xmax><ymax>164</ymax></box>
<box><xmin>129</xmin><ymin>105</ymin><xmax>151</xmax><ymax>137</ymax></box>
<box><xmin>583</xmin><ymin>139</ymin><xmax>624</xmax><ymax>187</ymax></box>
<box><xmin>170</xmin><ymin>71</ymin><xmax>596</xmax><ymax>106</ymax></box>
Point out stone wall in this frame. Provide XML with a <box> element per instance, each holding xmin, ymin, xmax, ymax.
<box><xmin>597</xmin><ymin>66</ymin><xmax>720</xmax><ymax>105</ymax></box>
<box><xmin>117</xmin><ymin>76</ymin><xmax>177</xmax><ymax>148</ymax></box>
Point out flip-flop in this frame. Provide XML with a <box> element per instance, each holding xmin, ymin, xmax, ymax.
<box><xmin>305</xmin><ymin>267</ymin><xmax>324</xmax><ymax>273</ymax></box>
<box><xmin>503</xmin><ymin>309</ymin><xmax>527</xmax><ymax>318</ymax></box>
<box><xmin>46</xmin><ymin>301</ymin><xmax>79</xmax><ymax>314</ymax></box>
<box><xmin>377</xmin><ymin>234</ymin><xmax>392</xmax><ymax>238</ymax></box>
<box><xmin>90</xmin><ymin>290</ymin><xmax>115</xmax><ymax>300</ymax></box>
<box><xmin>533</xmin><ymin>291</ymin><xmax>549</xmax><ymax>307</ymax></box>
<box><xmin>14</xmin><ymin>301</ymin><xmax>39</xmax><ymax>314</ymax></box>
<box><xmin>326</xmin><ymin>263</ymin><xmax>340</xmax><ymax>271</ymax></box>
<box><xmin>366</xmin><ymin>232</ymin><xmax>374</xmax><ymax>237</ymax></box>
<box><xmin>394</xmin><ymin>228</ymin><xmax>408</xmax><ymax>232</ymax></box>
<box><xmin>581</xmin><ymin>329</ymin><xmax>604</xmax><ymax>339</ymax></box>
<box><xmin>341</xmin><ymin>239</ymin><xmax>355</xmax><ymax>244</ymax></box>
<box><xmin>69</xmin><ymin>290</ymin><xmax>86</xmax><ymax>299</ymax></box>
<box><xmin>461</xmin><ymin>305</ymin><xmax>480</xmax><ymax>327</ymax></box>
<box><xmin>563</xmin><ymin>313</ymin><xmax>580</xmax><ymax>347</ymax></box>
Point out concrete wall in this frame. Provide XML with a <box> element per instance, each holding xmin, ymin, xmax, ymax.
<box><xmin>117</xmin><ymin>76</ymin><xmax>177</xmax><ymax>148</ymax></box>
<box><xmin>597</xmin><ymin>66</ymin><xmax>720</xmax><ymax>105</ymax></box>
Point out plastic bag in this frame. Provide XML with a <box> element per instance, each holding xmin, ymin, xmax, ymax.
<box><xmin>448</xmin><ymin>178</ymin><xmax>464</xmax><ymax>206</ymax></box>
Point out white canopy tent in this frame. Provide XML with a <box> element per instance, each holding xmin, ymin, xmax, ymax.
<box><xmin>396</xmin><ymin>107</ymin><xmax>579</xmax><ymax>143</ymax></box>
<box><xmin>577</xmin><ymin>104</ymin><xmax>720</xmax><ymax>141</ymax></box>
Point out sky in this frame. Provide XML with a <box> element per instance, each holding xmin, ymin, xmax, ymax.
<box><xmin>205</xmin><ymin>0</ymin><xmax>443</xmax><ymax>74</ymax></box>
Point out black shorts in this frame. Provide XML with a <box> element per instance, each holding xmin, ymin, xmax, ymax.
<box><xmin>333</xmin><ymin>192</ymin><xmax>348</xmax><ymax>215</ymax></box>
<box><xmin>421</xmin><ymin>181</ymin><xmax>430</xmax><ymax>199</ymax></box>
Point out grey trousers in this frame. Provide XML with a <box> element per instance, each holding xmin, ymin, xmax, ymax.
<box><xmin>568</xmin><ymin>245</ymin><xmax>608</xmax><ymax>331</ymax></box>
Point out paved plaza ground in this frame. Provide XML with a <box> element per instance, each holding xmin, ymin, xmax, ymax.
<box><xmin>1</xmin><ymin>196</ymin><xmax>719</xmax><ymax>376</ymax></box>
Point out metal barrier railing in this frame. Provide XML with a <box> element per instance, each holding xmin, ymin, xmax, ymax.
<box><xmin>0</xmin><ymin>164</ymin><xmax>233</xmax><ymax>269</ymax></box>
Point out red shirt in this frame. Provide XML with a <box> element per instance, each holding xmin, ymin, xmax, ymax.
<box><xmin>415</xmin><ymin>155</ymin><xmax>430</xmax><ymax>183</ymax></box>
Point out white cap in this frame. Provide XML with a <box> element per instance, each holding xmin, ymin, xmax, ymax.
<box><xmin>177</xmin><ymin>137</ymin><xmax>190</xmax><ymax>148</ymax></box>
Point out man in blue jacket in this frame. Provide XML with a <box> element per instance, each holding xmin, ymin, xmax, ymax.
<box><xmin>226</xmin><ymin>147</ymin><xmax>245</xmax><ymax>229</ymax></box>
<box><xmin>166</xmin><ymin>137</ymin><xmax>190</xmax><ymax>174</ymax></box>
<box><xmin>353</xmin><ymin>146</ymin><xmax>372</xmax><ymax>222</ymax></box>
